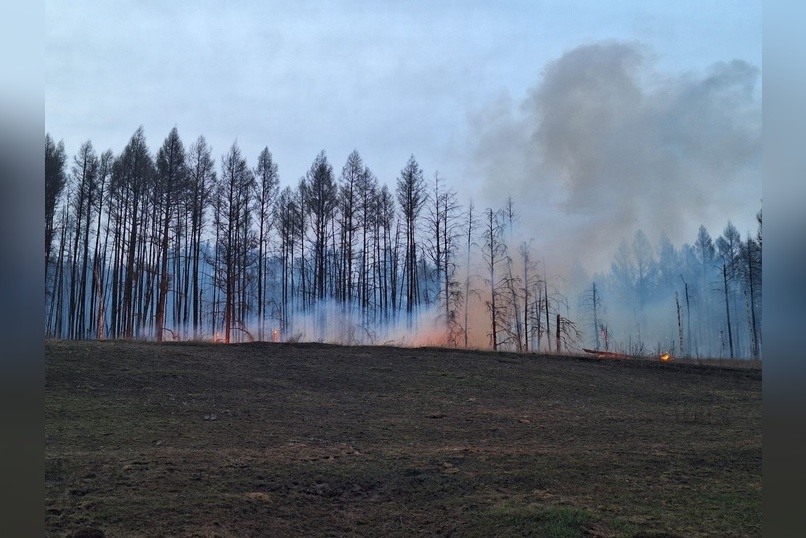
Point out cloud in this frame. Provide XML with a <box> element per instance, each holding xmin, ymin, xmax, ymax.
<box><xmin>472</xmin><ymin>41</ymin><xmax>761</xmax><ymax>274</ymax></box>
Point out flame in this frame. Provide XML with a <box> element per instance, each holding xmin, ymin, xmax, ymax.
<box><xmin>660</xmin><ymin>353</ymin><xmax>671</xmax><ymax>362</ymax></box>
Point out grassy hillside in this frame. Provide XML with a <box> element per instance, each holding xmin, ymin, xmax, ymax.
<box><xmin>45</xmin><ymin>340</ymin><xmax>761</xmax><ymax>537</ymax></box>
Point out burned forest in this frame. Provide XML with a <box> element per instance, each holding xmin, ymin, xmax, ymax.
<box><xmin>45</xmin><ymin>129</ymin><xmax>761</xmax><ymax>359</ymax></box>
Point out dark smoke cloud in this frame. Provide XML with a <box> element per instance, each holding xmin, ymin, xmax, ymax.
<box><xmin>472</xmin><ymin>41</ymin><xmax>761</xmax><ymax>274</ymax></box>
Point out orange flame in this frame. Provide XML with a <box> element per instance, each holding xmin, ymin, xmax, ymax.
<box><xmin>660</xmin><ymin>353</ymin><xmax>671</xmax><ymax>362</ymax></box>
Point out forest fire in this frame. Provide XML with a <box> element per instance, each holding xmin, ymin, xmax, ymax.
<box><xmin>660</xmin><ymin>353</ymin><xmax>671</xmax><ymax>362</ymax></box>
<box><xmin>43</xmin><ymin>119</ymin><xmax>762</xmax><ymax>358</ymax></box>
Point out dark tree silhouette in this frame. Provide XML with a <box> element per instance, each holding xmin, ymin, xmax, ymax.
<box><xmin>481</xmin><ymin>208</ymin><xmax>506</xmax><ymax>349</ymax></box>
<box><xmin>214</xmin><ymin>142</ymin><xmax>255</xmax><ymax>343</ymax></box>
<box><xmin>185</xmin><ymin>136</ymin><xmax>216</xmax><ymax>337</ymax></box>
<box><xmin>154</xmin><ymin>127</ymin><xmax>187</xmax><ymax>342</ymax></box>
<box><xmin>396</xmin><ymin>155</ymin><xmax>426</xmax><ymax>319</ymax></box>
<box><xmin>253</xmin><ymin>146</ymin><xmax>280</xmax><ymax>338</ymax></box>
<box><xmin>45</xmin><ymin>134</ymin><xmax>68</xmax><ymax>272</ymax></box>
<box><xmin>302</xmin><ymin>151</ymin><xmax>337</xmax><ymax>303</ymax></box>
<box><xmin>110</xmin><ymin>127</ymin><xmax>155</xmax><ymax>338</ymax></box>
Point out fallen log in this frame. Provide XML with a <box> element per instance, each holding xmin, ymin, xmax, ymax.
<box><xmin>582</xmin><ymin>348</ymin><xmax>629</xmax><ymax>359</ymax></box>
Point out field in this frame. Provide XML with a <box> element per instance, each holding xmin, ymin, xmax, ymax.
<box><xmin>45</xmin><ymin>340</ymin><xmax>761</xmax><ymax>537</ymax></box>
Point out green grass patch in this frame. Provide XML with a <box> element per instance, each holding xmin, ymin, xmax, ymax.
<box><xmin>476</xmin><ymin>502</ymin><xmax>592</xmax><ymax>537</ymax></box>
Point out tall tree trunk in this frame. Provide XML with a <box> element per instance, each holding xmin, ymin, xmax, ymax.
<box><xmin>544</xmin><ymin>279</ymin><xmax>551</xmax><ymax>353</ymax></box>
<box><xmin>155</xmin><ymin>203</ymin><xmax>171</xmax><ymax>342</ymax></box>
<box><xmin>94</xmin><ymin>258</ymin><xmax>105</xmax><ymax>339</ymax></box>
<box><xmin>722</xmin><ymin>263</ymin><xmax>734</xmax><ymax>359</ymax></box>
<box><xmin>592</xmin><ymin>283</ymin><xmax>600</xmax><ymax>350</ymax></box>
<box><xmin>675</xmin><ymin>291</ymin><xmax>684</xmax><ymax>355</ymax></box>
<box><xmin>747</xmin><ymin>247</ymin><xmax>759</xmax><ymax>359</ymax></box>
<box><xmin>123</xmin><ymin>199</ymin><xmax>139</xmax><ymax>339</ymax></box>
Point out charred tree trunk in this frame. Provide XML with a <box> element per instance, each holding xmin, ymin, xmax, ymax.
<box><xmin>722</xmin><ymin>263</ymin><xmax>734</xmax><ymax>359</ymax></box>
<box><xmin>544</xmin><ymin>279</ymin><xmax>552</xmax><ymax>353</ymax></box>
<box><xmin>675</xmin><ymin>291</ymin><xmax>684</xmax><ymax>356</ymax></box>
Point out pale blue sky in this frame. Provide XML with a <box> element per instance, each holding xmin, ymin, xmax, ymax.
<box><xmin>45</xmin><ymin>0</ymin><xmax>761</xmax><ymax>271</ymax></box>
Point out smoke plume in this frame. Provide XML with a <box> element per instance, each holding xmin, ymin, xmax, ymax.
<box><xmin>472</xmin><ymin>41</ymin><xmax>761</xmax><ymax>275</ymax></box>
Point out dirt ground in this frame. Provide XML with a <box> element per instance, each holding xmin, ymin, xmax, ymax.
<box><xmin>45</xmin><ymin>340</ymin><xmax>761</xmax><ymax>537</ymax></box>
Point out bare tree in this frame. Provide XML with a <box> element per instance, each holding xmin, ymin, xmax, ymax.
<box><xmin>67</xmin><ymin>141</ymin><xmax>99</xmax><ymax>339</ymax></box>
<box><xmin>719</xmin><ymin>261</ymin><xmax>734</xmax><ymax>358</ymax></box>
<box><xmin>377</xmin><ymin>185</ymin><xmax>396</xmax><ymax>322</ymax></box>
<box><xmin>45</xmin><ymin>134</ymin><xmax>68</xmax><ymax>273</ymax></box>
<box><xmin>396</xmin><ymin>155</ymin><xmax>427</xmax><ymax>320</ymax></box>
<box><xmin>716</xmin><ymin>221</ymin><xmax>743</xmax><ymax>356</ymax></box>
<box><xmin>111</xmin><ymin>126</ymin><xmax>155</xmax><ymax>338</ymax></box>
<box><xmin>294</xmin><ymin>178</ymin><xmax>310</xmax><ymax>312</ymax></box>
<box><xmin>338</xmin><ymin>150</ymin><xmax>364</xmax><ymax>305</ymax></box>
<box><xmin>356</xmin><ymin>165</ymin><xmax>378</xmax><ymax>318</ymax></box>
<box><xmin>185</xmin><ymin>136</ymin><xmax>216</xmax><ymax>338</ymax></box>
<box><xmin>89</xmin><ymin>149</ymin><xmax>113</xmax><ymax>339</ymax></box>
<box><xmin>214</xmin><ymin>142</ymin><xmax>255</xmax><ymax>343</ymax></box>
<box><xmin>578</xmin><ymin>281</ymin><xmax>605</xmax><ymax>350</ymax></box>
<box><xmin>518</xmin><ymin>243</ymin><xmax>543</xmax><ymax>352</ymax></box>
<box><xmin>253</xmin><ymin>146</ymin><xmax>280</xmax><ymax>338</ymax></box>
<box><xmin>740</xmin><ymin>229</ymin><xmax>761</xmax><ymax>359</ymax></box>
<box><xmin>425</xmin><ymin>172</ymin><xmax>463</xmax><ymax>342</ymax></box>
<box><xmin>302</xmin><ymin>151</ymin><xmax>337</xmax><ymax>304</ymax></box>
<box><xmin>693</xmin><ymin>225</ymin><xmax>717</xmax><ymax>353</ymax></box>
<box><xmin>276</xmin><ymin>185</ymin><xmax>301</xmax><ymax>333</ymax></box>
<box><xmin>501</xmin><ymin>255</ymin><xmax>523</xmax><ymax>351</ymax></box>
<box><xmin>154</xmin><ymin>127</ymin><xmax>187</xmax><ymax>342</ymax></box>
<box><xmin>462</xmin><ymin>200</ymin><xmax>478</xmax><ymax>348</ymax></box>
<box><xmin>555</xmin><ymin>312</ymin><xmax>581</xmax><ymax>353</ymax></box>
<box><xmin>48</xmin><ymin>203</ymin><xmax>70</xmax><ymax>336</ymax></box>
<box><xmin>481</xmin><ymin>208</ymin><xmax>506</xmax><ymax>349</ymax></box>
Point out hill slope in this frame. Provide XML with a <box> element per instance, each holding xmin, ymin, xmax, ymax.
<box><xmin>46</xmin><ymin>340</ymin><xmax>761</xmax><ymax>537</ymax></box>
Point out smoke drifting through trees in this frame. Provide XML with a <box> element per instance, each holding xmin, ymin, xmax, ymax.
<box><xmin>44</xmin><ymin>42</ymin><xmax>761</xmax><ymax>358</ymax></box>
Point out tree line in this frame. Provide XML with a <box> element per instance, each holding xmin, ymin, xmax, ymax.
<box><xmin>45</xmin><ymin>127</ymin><xmax>761</xmax><ymax>358</ymax></box>
<box><xmin>595</xmin><ymin>219</ymin><xmax>761</xmax><ymax>359</ymax></box>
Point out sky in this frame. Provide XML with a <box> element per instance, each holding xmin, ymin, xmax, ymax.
<box><xmin>45</xmin><ymin>0</ymin><xmax>761</xmax><ymax>275</ymax></box>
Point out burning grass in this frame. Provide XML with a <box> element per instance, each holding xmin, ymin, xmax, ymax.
<box><xmin>46</xmin><ymin>340</ymin><xmax>761</xmax><ymax>537</ymax></box>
